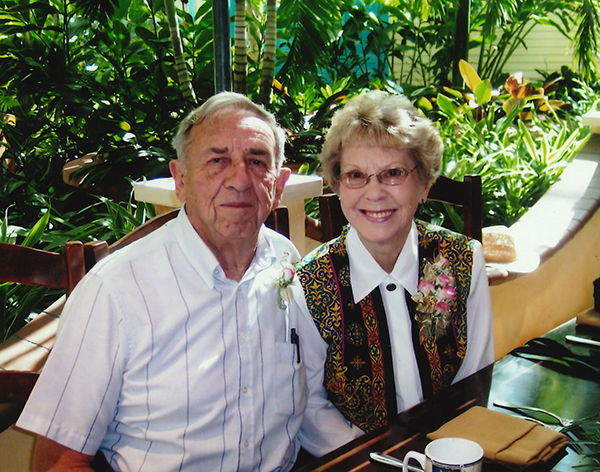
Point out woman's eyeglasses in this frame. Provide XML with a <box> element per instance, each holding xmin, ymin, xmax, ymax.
<box><xmin>340</xmin><ymin>166</ymin><xmax>418</xmax><ymax>189</ymax></box>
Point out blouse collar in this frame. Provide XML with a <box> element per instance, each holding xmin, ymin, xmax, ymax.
<box><xmin>347</xmin><ymin>222</ymin><xmax>420</xmax><ymax>303</ymax></box>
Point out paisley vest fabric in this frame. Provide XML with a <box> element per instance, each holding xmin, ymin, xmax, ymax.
<box><xmin>296</xmin><ymin>221</ymin><xmax>474</xmax><ymax>432</ymax></box>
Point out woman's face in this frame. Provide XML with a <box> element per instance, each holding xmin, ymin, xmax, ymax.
<box><xmin>338</xmin><ymin>144</ymin><xmax>428</xmax><ymax>257</ymax></box>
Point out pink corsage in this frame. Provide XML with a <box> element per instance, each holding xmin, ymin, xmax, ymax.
<box><xmin>411</xmin><ymin>254</ymin><xmax>457</xmax><ymax>341</ymax></box>
<box><xmin>274</xmin><ymin>252</ymin><xmax>296</xmax><ymax>310</ymax></box>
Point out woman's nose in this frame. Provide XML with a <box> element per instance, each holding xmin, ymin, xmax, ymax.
<box><xmin>363</xmin><ymin>176</ymin><xmax>388</xmax><ymax>199</ymax></box>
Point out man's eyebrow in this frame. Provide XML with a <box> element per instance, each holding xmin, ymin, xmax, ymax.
<box><xmin>208</xmin><ymin>146</ymin><xmax>229</xmax><ymax>154</ymax></box>
<box><xmin>247</xmin><ymin>148</ymin><xmax>269</xmax><ymax>156</ymax></box>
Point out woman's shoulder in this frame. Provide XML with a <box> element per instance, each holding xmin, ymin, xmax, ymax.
<box><xmin>296</xmin><ymin>231</ymin><xmax>348</xmax><ymax>274</ymax></box>
<box><xmin>415</xmin><ymin>219</ymin><xmax>475</xmax><ymax>248</ymax></box>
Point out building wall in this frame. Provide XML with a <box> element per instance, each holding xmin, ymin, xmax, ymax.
<box><xmin>490</xmin><ymin>208</ymin><xmax>600</xmax><ymax>359</ymax></box>
<box><xmin>395</xmin><ymin>20</ymin><xmax>599</xmax><ymax>84</ymax></box>
<box><xmin>470</xmin><ymin>23</ymin><xmax>575</xmax><ymax>81</ymax></box>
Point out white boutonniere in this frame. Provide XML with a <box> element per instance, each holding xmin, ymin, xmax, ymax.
<box><xmin>411</xmin><ymin>254</ymin><xmax>458</xmax><ymax>341</ymax></box>
<box><xmin>274</xmin><ymin>252</ymin><xmax>296</xmax><ymax>310</ymax></box>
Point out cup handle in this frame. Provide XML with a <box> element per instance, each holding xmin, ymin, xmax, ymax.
<box><xmin>403</xmin><ymin>451</ymin><xmax>426</xmax><ymax>472</ymax></box>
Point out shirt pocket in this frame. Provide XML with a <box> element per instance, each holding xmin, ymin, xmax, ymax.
<box><xmin>273</xmin><ymin>341</ymin><xmax>307</xmax><ymax>415</ymax></box>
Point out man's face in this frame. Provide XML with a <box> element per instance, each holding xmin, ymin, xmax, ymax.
<box><xmin>170</xmin><ymin>111</ymin><xmax>290</xmax><ymax>250</ymax></box>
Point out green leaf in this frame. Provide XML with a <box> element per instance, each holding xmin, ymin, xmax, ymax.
<box><xmin>442</xmin><ymin>87</ymin><xmax>464</xmax><ymax>99</ymax></box>
<box><xmin>518</xmin><ymin>121</ymin><xmax>539</xmax><ymax>162</ymax></box>
<box><xmin>21</xmin><ymin>211</ymin><xmax>50</xmax><ymax>248</ymax></box>
<box><xmin>436</xmin><ymin>93</ymin><xmax>457</xmax><ymax>117</ymax></box>
<box><xmin>474</xmin><ymin>79</ymin><xmax>492</xmax><ymax>105</ymax></box>
<box><xmin>503</xmin><ymin>97</ymin><xmax>523</xmax><ymax>115</ymax></box>
<box><xmin>417</xmin><ymin>96</ymin><xmax>433</xmax><ymax>111</ymax></box>
<box><xmin>458</xmin><ymin>59</ymin><xmax>481</xmax><ymax>93</ymax></box>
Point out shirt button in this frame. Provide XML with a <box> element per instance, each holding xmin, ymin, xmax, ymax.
<box><xmin>386</xmin><ymin>283</ymin><xmax>397</xmax><ymax>291</ymax></box>
<box><xmin>240</xmin><ymin>334</ymin><xmax>246</xmax><ymax>342</ymax></box>
<box><xmin>243</xmin><ymin>441</ymin><xmax>249</xmax><ymax>448</ymax></box>
<box><xmin>242</xmin><ymin>386</ymin><xmax>248</xmax><ymax>394</ymax></box>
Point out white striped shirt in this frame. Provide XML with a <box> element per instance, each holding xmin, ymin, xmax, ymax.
<box><xmin>18</xmin><ymin>209</ymin><xmax>308</xmax><ymax>471</ymax></box>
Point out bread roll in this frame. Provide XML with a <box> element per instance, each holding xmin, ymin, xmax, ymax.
<box><xmin>483</xmin><ymin>228</ymin><xmax>517</xmax><ymax>262</ymax></box>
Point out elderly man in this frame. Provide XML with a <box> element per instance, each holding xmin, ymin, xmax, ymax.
<box><xmin>17</xmin><ymin>92</ymin><xmax>357</xmax><ymax>471</ymax></box>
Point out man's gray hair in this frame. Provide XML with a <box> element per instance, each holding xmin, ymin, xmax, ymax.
<box><xmin>172</xmin><ymin>92</ymin><xmax>287</xmax><ymax>170</ymax></box>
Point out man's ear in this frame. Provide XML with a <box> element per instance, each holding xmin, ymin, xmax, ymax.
<box><xmin>169</xmin><ymin>159</ymin><xmax>186</xmax><ymax>204</ymax></box>
<box><xmin>272</xmin><ymin>167</ymin><xmax>292</xmax><ymax>208</ymax></box>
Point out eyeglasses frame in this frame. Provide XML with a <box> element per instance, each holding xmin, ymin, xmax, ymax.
<box><xmin>339</xmin><ymin>165</ymin><xmax>419</xmax><ymax>189</ymax></box>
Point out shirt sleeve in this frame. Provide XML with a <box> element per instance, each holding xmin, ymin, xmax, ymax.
<box><xmin>453</xmin><ymin>240</ymin><xmax>495</xmax><ymax>383</ymax></box>
<box><xmin>17</xmin><ymin>271</ymin><xmax>126</xmax><ymax>455</ymax></box>
<box><xmin>291</xmin><ymin>284</ymin><xmax>364</xmax><ymax>457</ymax></box>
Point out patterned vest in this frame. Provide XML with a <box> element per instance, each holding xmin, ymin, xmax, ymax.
<box><xmin>296</xmin><ymin>221</ymin><xmax>474</xmax><ymax>432</ymax></box>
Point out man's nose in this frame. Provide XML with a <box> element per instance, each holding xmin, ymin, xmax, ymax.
<box><xmin>225</xmin><ymin>160</ymin><xmax>252</xmax><ymax>190</ymax></box>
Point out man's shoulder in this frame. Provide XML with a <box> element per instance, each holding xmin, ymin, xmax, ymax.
<box><xmin>91</xmin><ymin>222</ymin><xmax>175</xmax><ymax>276</ymax></box>
<box><xmin>261</xmin><ymin>225</ymin><xmax>300</xmax><ymax>259</ymax></box>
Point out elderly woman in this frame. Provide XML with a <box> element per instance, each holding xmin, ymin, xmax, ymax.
<box><xmin>296</xmin><ymin>90</ymin><xmax>493</xmax><ymax>445</ymax></box>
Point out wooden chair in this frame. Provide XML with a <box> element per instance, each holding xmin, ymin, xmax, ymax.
<box><xmin>0</xmin><ymin>241</ymin><xmax>86</xmax><ymax>297</ymax></box>
<box><xmin>307</xmin><ymin>174</ymin><xmax>483</xmax><ymax>242</ymax></box>
<box><xmin>265</xmin><ymin>206</ymin><xmax>290</xmax><ymax>239</ymax></box>
<box><xmin>428</xmin><ymin>174</ymin><xmax>482</xmax><ymax>242</ymax></box>
<box><xmin>0</xmin><ymin>240</ymin><xmax>109</xmax><ymax>433</ymax></box>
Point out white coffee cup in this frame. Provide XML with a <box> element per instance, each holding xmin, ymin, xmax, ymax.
<box><xmin>402</xmin><ymin>437</ymin><xmax>483</xmax><ymax>472</ymax></box>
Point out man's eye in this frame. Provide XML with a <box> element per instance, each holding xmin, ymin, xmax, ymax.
<box><xmin>207</xmin><ymin>157</ymin><xmax>229</xmax><ymax>167</ymax></box>
<box><xmin>249</xmin><ymin>159</ymin><xmax>266</xmax><ymax>167</ymax></box>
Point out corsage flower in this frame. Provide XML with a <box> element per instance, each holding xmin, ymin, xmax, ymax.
<box><xmin>274</xmin><ymin>252</ymin><xmax>296</xmax><ymax>310</ymax></box>
<box><xmin>411</xmin><ymin>254</ymin><xmax>457</xmax><ymax>341</ymax></box>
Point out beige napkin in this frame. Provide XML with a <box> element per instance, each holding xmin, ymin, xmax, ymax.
<box><xmin>427</xmin><ymin>406</ymin><xmax>568</xmax><ymax>468</ymax></box>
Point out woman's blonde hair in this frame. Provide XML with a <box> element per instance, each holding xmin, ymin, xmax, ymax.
<box><xmin>320</xmin><ymin>90</ymin><xmax>443</xmax><ymax>192</ymax></box>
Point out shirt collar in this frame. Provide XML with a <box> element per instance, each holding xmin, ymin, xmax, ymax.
<box><xmin>347</xmin><ymin>222</ymin><xmax>420</xmax><ymax>303</ymax></box>
<box><xmin>173</xmin><ymin>207</ymin><xmax>277</xmax><ymax>288</ymax></box>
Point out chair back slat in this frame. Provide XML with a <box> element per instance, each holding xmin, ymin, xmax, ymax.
<box><xmin>0</xmin><ymin>241</ymin><xmax>86</xmax><ymax>294</ymax></box>
<box><xmin>428</xmin><ymin>175</ymin><xmax>482</xmax><ymax>241</ymax></box>
<box><xmin>265</xmin><ymin>206</ymin><xmax>290</xmax><ymax>238</ymax></box>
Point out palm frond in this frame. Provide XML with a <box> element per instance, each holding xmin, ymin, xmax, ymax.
<box><xmin>276</xmin><ymin>0</ymin><xmax>352</xmax><ymax>91</ymax></box>
<box><xmin>574</xmin><ymin>0</ymin><xmax>600</xmax><ymax>81</ymax></box>
<box><xmin>69</xmin><ymin>0</ymin><xmax>120</xmax><ymax>21</ymax></box>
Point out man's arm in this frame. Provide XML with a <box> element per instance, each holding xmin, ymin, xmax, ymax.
<box><xmin>33</xmin><ymin>436</ymin><xmax>94</xmax><ymax>472</ymax></box>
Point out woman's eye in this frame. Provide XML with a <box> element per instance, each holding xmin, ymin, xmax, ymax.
<box><xmin>351</xmin><ymin>171</ymin><xmax>364</xmax><ymax>179</ymax></box>
<box><xmin>386</xmin><ymin>168</ymin><xmax>405</xmax><ymax>177</ymax></box>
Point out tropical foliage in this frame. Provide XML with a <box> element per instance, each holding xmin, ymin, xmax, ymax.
<box><xmin>0</xmin><ymin>0</ymin><xmax>599</xmax><ymax>340</ymax></box>
<box><xmin>418</xmin><ymin>61</ymin><xmax>593</xmax><ymax>230</ymax></box>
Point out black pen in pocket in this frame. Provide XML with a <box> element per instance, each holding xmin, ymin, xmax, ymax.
<box><xmin>290</xmin><ymin>328</ymin><xmax>301</xmax><ymax>363</ymax></box>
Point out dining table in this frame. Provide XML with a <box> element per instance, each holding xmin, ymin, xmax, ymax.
<box><xmin>296</xmin><ymin>316</ymin><xmax>600</xmax><ymax>471</ymax></box>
